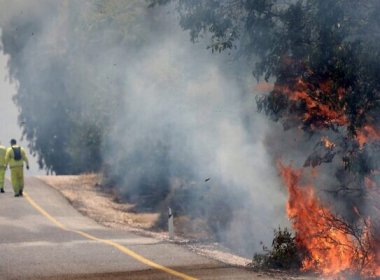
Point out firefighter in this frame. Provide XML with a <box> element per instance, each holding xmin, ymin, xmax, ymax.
<box><xmin>0</xmin><ymin>142</ymin><xmax>6</xmax><ymax>193</ymax></box>
<box><xmin>5</xmin><ymin>139</ymin><xmax>29</xmax><ymax>197</ymax></box>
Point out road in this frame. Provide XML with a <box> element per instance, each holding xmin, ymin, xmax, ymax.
<box><xmin>0</xmin><ymin>177</ymin><xmax>266</xmax><ymax>280</ymax></box>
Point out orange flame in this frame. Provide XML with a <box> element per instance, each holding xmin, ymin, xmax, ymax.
<box><xmin>275</xmin><ymin>78</ymin><xmax>380</xmax><ymax>146</ymax></box>
<box><xmin>274</xmin><ymin>79</ymin><xmax>348</xmax><ymax>127</ymax></box>
<box><xmin>356</xmin><ymin>125</ymin><xmax>380</xmax><ymax>148</ymax></box>
<box><xmin>321</xmin><ymin>136</ymin><xmax>335</xmax><ymax>149</ymax></box>
<box><xmin>278</xmin><ymin>163</ymin><xmax>380</xmax><ymax>277</ymax></box>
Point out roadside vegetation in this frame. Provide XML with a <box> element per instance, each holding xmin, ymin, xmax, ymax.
<box><xmin>2</xmin><ymin>1</ymin><xmax>380</xmax><ymax>277</ymax></box>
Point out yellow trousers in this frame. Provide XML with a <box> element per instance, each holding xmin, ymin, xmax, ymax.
<box><xmin>0</xmin><ymin>167</ymin><xmax>5</xmax><ymax>189</ymax></box>
<box><xmin>10</xmin><ymin>166</ymin><xmax>24</xmax><ymax>194</ymax></box>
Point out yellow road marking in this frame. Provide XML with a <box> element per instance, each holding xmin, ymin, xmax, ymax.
<box><xmin>24</xmin><ymin>192</ymin><xmax>197</xmax><ymax>280</ymax></box>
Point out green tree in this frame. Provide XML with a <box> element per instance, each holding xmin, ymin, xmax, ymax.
<box><xmin>0</xmin><ymin>0</ymin><xmax>148</xmax><ymax>174</ymax></box>
<box><xmin>153</xmin><ymin>0</ymin><xmax>380</xmax><ymax>200</ymax></box>
<box><xmin>152</xmin><ymin>0</ymin><xmax>380</xmax><ymax>272</ymax></box>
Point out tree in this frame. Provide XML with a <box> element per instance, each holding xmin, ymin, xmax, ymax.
<box><xmin>152</xmin><ymin>0</ymin><xmax>380</xmax><ymax>274</ymax></box>
<box><xmin>0</xmin><ymin>0</ymin><xmax>147</xmax><ymax>174</ymax></box>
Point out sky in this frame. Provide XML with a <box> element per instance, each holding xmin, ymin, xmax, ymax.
<box><xmin>0</xmin><ymin>50</ymin><xmax>42</xmax><ymax>175</ymax></box>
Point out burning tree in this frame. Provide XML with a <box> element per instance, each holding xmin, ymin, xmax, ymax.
<box><xmin>153</xmin><ymin>0</ymin><xmax>380</xmax><ymax>277</ymax></box>
<box><xmin>279</xmin><ymin>163</ymin><xmax>380</xmax><ymax>277</ymax></box>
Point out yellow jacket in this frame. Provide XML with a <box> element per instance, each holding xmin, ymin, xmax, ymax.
<box><xmin>5</xmin><ymin>145</ymin><xmax>29</xmax><ymax>168</ymax></box>
<box><xmin>0</xmin><ymin>145</ymin><xmax>6</xmax><ymax>167</ymax></box>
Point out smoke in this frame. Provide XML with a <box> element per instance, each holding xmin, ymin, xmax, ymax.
<box><xmin>0</xmin><ymin>1</ymin><xmax>288</xmax><ymax>256</ymax></box>
<box><xmin>0</xmin><ymin>16</ymin><xmax>43</xmax><ymax>175</ymax></box>
<box><xmin>102</xmin><ymin>5</ymin><xmax>289</xmax><ymax>255</ymax></box>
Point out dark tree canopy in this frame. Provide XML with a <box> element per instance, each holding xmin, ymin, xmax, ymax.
<box><xmin>152</xmin><ymin>1</ymin><xmax>380</xmax><ymax>267</ymax></box>
<box><xmin>156</xmin><ymin>0</ymin><xmax>380</xmax><ymax>133</ymax></box>
<box><xmin>0</xmin><ymin>0</ymin><xmax>146</xmax><ymax>174</ymax></box>
<box><xmin>3</xmin><ymin>1</ymin><xmax>380</xmax><ymax>268</ymax></box>
<box><xmin>153</xmin><ymin>0</ymin><xmax>380</xmax><ymax>190</ymax></box>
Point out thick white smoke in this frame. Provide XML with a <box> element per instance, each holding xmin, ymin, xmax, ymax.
<box><xmin>0</xmin><ymin>1</ymin><xmax>288</xmax><ymax>256</ymax></box>
<box><xmin>104</xmin><ymin>7</ymin><xmax>288</xmax><ymax>255</ymax></box>
<box><xmin>0</xmin><ymin>32</ymin><xmax>42</xmax><ymax>175</ymax></box>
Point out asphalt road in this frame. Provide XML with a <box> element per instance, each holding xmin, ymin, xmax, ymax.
<box><xmin>0</xmin><ymin>177</ymin><xmax>266</xmax><ymax>280</ymax></box>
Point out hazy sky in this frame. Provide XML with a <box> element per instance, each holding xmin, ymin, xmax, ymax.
<box><xmin>0</xmin><ymin>50</ymin><xmax>42</xmax><ymax>175</ymax></box>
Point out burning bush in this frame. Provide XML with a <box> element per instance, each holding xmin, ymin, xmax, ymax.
<box><xmin>280</xmin><ymin>163</ymin><xmax>380</xmax><ymax>278</ymax></box>
<box><xmin>156</xmin><ymin>0</ymin><xmax>380</xmax><ymax>277</ymax></box>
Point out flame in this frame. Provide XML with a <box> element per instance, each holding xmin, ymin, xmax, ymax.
<box><xmin>278</xmin><ymin>162</ymin><xmax>380</xmax><ymax>277</ymax></box>
<box><xmin>321</xmin><ymin>136</ymin><xmax>335</xmax><ymax>149</ymax></box>
<box><xmin>274</xmin><ymin>79</ymin><xmax>348</xmax><ymax>128</ymax></box>
<box><xmin>272</xmin><ymin>78</ymin><xmax>380</xmax><ymax>148</ymax></box>
<box><xmin>356</xmin><ymin>125</ymin><xmax>380</xmax><ymax>148</ymax></box>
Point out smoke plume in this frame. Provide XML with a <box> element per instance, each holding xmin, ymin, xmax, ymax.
<box><xmin>0</xmin><ymin>1</ymin><xmax>288</xmax><ymax>256</ymax></box>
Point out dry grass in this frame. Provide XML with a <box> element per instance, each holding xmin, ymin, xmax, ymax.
<box><xmin>37</xmin><ymin>174</ymin><xmax>159</xmax><ymax>230</ymax></box>
<box><xmin>36</xmin><ymin>174</ymin><xmax>319</xmax><ymax>278</ymax></box>
<box><xmin>36</xmin><ymin>174</ymin><xmax>253</xmax><ymax>267</ymax></box>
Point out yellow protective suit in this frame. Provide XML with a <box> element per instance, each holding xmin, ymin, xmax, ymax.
<box><xmin>5</xmin><ymin>145</ymin><xmax>29</xmax><ymax>196</ymax></box>
<box><xmin>0</xmin><ymin>145</ymin><xmax>6</xmax><ymax>191</ymax></box>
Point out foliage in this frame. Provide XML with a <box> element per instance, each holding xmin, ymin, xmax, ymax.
<box><xmin>152</xmin><ymin>1</ymin><xmax>380</xmax><ymax>156</ymax></box>
<box><xmin>153</xmin><ymin>0</ymin><xmax>380</xmax><ymax>225</ymax></box>
<box><xmin>252</xmin><ymin>227</ymin><xmax>302</xmax><ymax>270</ymax></box>
<box><xmin>151</xmin><ymin>0</ymin><xmax>380</xmax><ymax>270</ymax></box>
<box><xmin>0</xmin><ymin>1</ymin><xmax>147</xmax><ymax>174</ymax></box>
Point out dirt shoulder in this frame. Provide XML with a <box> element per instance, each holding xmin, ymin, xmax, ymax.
<box><xmin>37</xmin><ymin>174</ymin><xmax>159</xmax><ymax>231</ymax></box>
<box><xmin>36</xmin><ymin>174</ymin><xmax>251</xmax><ymax>265</ymax></box>
<box><xmin>36</xmin><ymin>174</ymin><xmax>316</xmax><ymax>280</ymax></box>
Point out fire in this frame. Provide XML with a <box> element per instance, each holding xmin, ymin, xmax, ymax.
<box><xmin>273</xmin><ymin>78</ymin><xmax>380</xmax><ymax>147</ymax></box>
<box><xmin>321</xmin><ymin>136</ymin><xmax>335</xmax><ymax>149</ymax></box>
<box><xmin>274</xmin><ymin>79</ymin><xmax>348</xmax><ymax>128</ymax></box>
<box><xmin>269</xmin><ymin>76</ymin><xmax>380</xmax><ymax>276</ymax></box>
<box><xmin>290</xmin><ymin>91</ymin><xmax>347</xmax><ymax>126</ymax></box>
<box><xmin>356</xmin><ymin>125</ymin><xmax>380</xmax><ymax>148</ymax></box>
<box><xmin>278</xmin><ymin>163</ymin><xmax>380</xmax><ymax>277</ymax></box>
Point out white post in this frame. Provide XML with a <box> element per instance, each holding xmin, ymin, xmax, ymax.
<box><xmin>168</xmin><ymin>207</ymin><xmax>174</xmax><ymax>240</ymax></box>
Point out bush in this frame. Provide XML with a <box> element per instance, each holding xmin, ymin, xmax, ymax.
<box><xmin>252</xmin><ymin>227</ymin><xmax>302</xmax><ymax>270</ymax></box>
